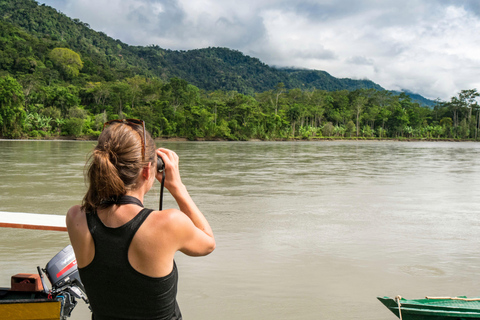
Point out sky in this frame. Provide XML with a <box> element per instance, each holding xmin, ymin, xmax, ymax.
<box><xmin>38</xmin><ymin>0</ymin><xmax>480</xmax><ymax>101</ymax></box>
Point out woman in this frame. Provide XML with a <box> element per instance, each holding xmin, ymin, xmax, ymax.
<box><xmin>66</xmin><ymin>119</ymin><xmax>215</xmax><ymax>320</ymax></box>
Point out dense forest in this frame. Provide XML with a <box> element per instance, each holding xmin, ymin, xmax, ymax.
<box><xmin>0</xmin><ymin>0</ymin><xmax>478</xmax><ymax>141</ymax></box>
<box><xmin>0</xmin><ymin>0</ymin><xmax>390</xmax><ymax>95</ymax></box>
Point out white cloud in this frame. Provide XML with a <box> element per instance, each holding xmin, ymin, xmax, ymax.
<box><xmin>39</xmin><ymin>0</ymin><xmax>480</xmax><ymax>100</ymax></box>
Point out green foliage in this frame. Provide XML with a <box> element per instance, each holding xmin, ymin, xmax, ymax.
<box><xmin>0</xmin><ymin>72</ymin><xmax>477</xmax><ymax>141</ymax></box>
<box><xmin>0</xmin><ymin>0</ymin><xmax>435</xmax><ymax>102</ymax></box>
<box><xmin>0</xmin><ymin>0</ymin><xmax>476</xmax><ymax>141</ymax></box>
<box><xmin>345</xmin><ymin>120</ymin><xmax>356</xmax><ymax>137</ymax></box>
<box><xmin>49</xmin><ymin>48</ymin><xmax>83</xmax><ymax>78</ymax></box>
<box><xmin>322</xmin><ymin>122</ymin><xmax>335</xmax><ymax>136</ymax></box>
<box><xmin>62</xmin><ymin>117</ymin><xmax>84</xmax><ymax>136</ymax></box>
<box><xmin>0</xmin><ymin>76</ymin><xmax>26</xmax><ymax>137</ymax></box>
<box><xmin>25</xmin><ymin>112</ymin><xmax>51</xmax><ymax>132</ymax></box>
<box><xmin>440</xmin><ymin>117</ymin><xmax>453</xmax><ymax>127</ymax></box>
<box><xmin>67</xmin><ymin>106</ymin><xmax>88</xmax><ymax>119</ymax></box>
<box><xmin>300</xmin><ymin>126</ymin><xmax>318</xmax><ymax>139</ymax></box>
<box><xmin>361</xmin><ymin>125</ymin><xmax>374</xmax><ymax>137</ymax></box>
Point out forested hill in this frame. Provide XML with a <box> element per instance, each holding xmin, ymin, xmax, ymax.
<box><xmin>0</xmin><ymin>0</ymin><xmax>407</xmax><ymax>98</ymax></box>
<box><xmin>142</xmin><ymin>48</ymin><xmax>385</xmax><ymax>94</ymax></box>
<box><xmin>0</xmin><ymin>0</ymin><xmax>475</xmax><ymax>142</ymax></box>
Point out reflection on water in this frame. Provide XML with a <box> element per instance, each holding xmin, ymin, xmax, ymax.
<box><xmin>1</xmin><ymin>140</ymin><xmax>480</xmax><ymax>319</ymax></box>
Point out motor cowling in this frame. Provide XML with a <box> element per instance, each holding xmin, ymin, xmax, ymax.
<box><xmin>39</xmin><ymin>245</ymin><xmax>90</xmax><ymax>319</ymax></box>
<box><xmin>45</xmin><ymin>245</ymin><xmax>81</xmax><ymax>290</ymax></box>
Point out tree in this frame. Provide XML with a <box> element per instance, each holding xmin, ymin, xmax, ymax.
<box><xmin>49</xmin><ymin>48</ymin><xmax>83</xmax><ymax>78</ymax></box>
<box><xmin>345</xmin><ymin>120</ymin><xmax>356</xmax><ymax>137</ymax></box>
<box><xmin>447</xmin><ymin>96</ymin><xmax>463</xmax><ymax>130</ymax></box>
<box><xmin>207</xmin><ymin>90</ymin><xmax>228</xmax><ymax>126</ymax></box>
<box><xmin>439</xmin><ymin>117</ymin><xmax>453</xmax><ymax>128</ymax></box>
<box><xmin>388</xmin><ymin>105</ymin><xmax>409</xmax><ymax>137</ymax></box>
<box><xmin>364</xmin><ymin>104</ymin><xmax>379</xmax><ymax>128</ymax></box>
<box><xmin>377</xmin><ymin>107</ymin><xmax>391</xmax><ymax>137</ymax></box>
<box><xmin>162</xmin><ymin>78</ymin><xmax>189</xmax><ymax>113</ymax></box>
<box><xmin>322</xmin><ymin>122</ymin><xmax>334</xmax><ymax>136</ymax></box>
<box><xmin>85</xmin><ymin>82</ymin><xmax>110</xmax><ymax>113</ymax></box>
<box><xmin>256</xmin><ymin>90</ymin><xmax>275</xmax><ymax>114</ymax></box>
<box><xmin>287</xmin><ymin>104</ymin><xmax>301</xmax><ymax>137</ymax></box>
<box><xmin>273</xmin><ymin>83</ymin><xmax>286</xmax><ymax>115</ymax></box>
<box><xmin>0</xmin><ymin>76</ymin><xmax>26</xmax><ymax>138</ymax></box>
<box><xmin>40</xmin><ymin>85</ymin><xmax>81</xmax><ymax>116</ymax></box>
<box><xmin>458</xmin><ymin>89</ymin><xmax>479</xmax><ymax>124</ymax></box>
<box><xmin>328</xmin><ymin>90</ymin><xmax>351</xmax><ymax>125</ymax></box>
<box><xmin>109</xmin><ymin>81</ymin><xmax>132</xmax><ymax>117</ymax></box>
<box><xmin>473</xmin><ymin>104</ymin><xmax>480</xmax><ymax>140</ymax></box>
<box><xmin>63</xmin><ymin>117</ymin><xmax>84</xmax><ymax>136</ymax></box>
<box><xmin>353</xmin><ymin>96</ymin><xmax>367</xmax><ymax>136</ymax></box>
<box><xmin>125</xmin><ymin>75</ymin><xmax>146</xmax><ymax>109</ymax></box>
<box><xmin>306</xmin><ymin>89</ymin><xmax>330</xmax><ymax>127</ymax></box>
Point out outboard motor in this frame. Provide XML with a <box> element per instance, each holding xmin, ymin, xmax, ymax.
<box><xmin>38</xmin><ymin>245</ymin><xmax>90</xmax><ymax>319</ymax></box>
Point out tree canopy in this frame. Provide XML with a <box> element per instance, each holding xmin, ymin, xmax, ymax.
<box><xmin>49</xmin><ymin>48</ymin><xmax>83</xmax><ymax>78</ymax></box>
<box><xmin>0</xmin><ymin>0</ymin><xmax>430</xmax><ymax>101</ymax></box>
<box><xmin>0</xmin><ymin>0</ymin><xmax>475</xmax><ymax>141</ymax></box>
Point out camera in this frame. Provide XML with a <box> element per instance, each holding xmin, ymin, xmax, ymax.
<box><xmin>157</xmin><ymin>157</ymin><xmax>165</xmax><ymax>173</ymax></box>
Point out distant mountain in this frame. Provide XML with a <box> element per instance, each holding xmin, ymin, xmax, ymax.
<box><xmin>152</xmin><ymin>48</ymin><xmax>386</xmax><ymax>94</ymax></box>
<box><xmin>279</xmin><ymin>68</ymin><xmax>384</xmax><ymax>91</ymax></box>
<box><xmin>392</xmin><ymin>90</ymin><xmax>437</xmax><ymax>107</ymax></box>
<box><xmin>0</xmin><ymin>0</ymin><xmax>435</xmax><ymax>106</ymax></box>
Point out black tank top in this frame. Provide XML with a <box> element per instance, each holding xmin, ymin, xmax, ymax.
<box><xmin>79</xmin><ymin>198</ymin><xmax>182</xmax><ymax>320</ymax></box>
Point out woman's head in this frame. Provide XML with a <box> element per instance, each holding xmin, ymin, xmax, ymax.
<box><xmin>82</xmin><ymin>119</ymin><xmax>156</xmax><ymax>212</ymax></box>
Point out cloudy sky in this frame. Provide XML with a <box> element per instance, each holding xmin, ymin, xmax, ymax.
<box><xmin>39</xmin><ymin>0</ymin><xmax>480</xmax><ymax>100</ymax></box>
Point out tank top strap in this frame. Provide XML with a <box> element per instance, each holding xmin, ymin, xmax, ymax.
<box><xmin>123</xmin><ymin>208</ymin><xmax>154</xmax><ymax>244</ymax></box>
<box><xmin>86</xmin><ymin>208</ymin><xmax>155</xmax><ymax>252</ymax></box>
<box><xmin>100</xmin><ymin>195</ymin><xmax>144</xmax><ymax>208</ymax></box>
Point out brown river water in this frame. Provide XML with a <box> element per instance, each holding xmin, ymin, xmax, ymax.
<box><xmin>1</xmin><ymin>140</ymin><xmax>480</xmax><ymax>319</ymax></box>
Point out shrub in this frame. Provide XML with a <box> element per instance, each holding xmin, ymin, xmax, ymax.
<box><xmin>86</xmin><ymin>128</ymin><xmax>101</xmax><ymax>137</ymax></box>
<box><xmin>28</xmin><ymin>130</ymin><xmax>40</xmax><ymax>138</ymax></box>
<box><xmin>38</xmin><ymin>130</ymin><xmax>48</xmax><ymax>137</ymax></box>
<box><xmin>321</xmin><ymin>122</ymin><xmax>334</xmax><ymax>136</ymax></box>
<box><xmin>62</xmin><ymin>118</ymin><xmax>84</xmax><ymax>136</ymax></box>
<box><xmin>345</xmin><ymin>120</ymin><xmax>356</xmax><ymax>137</ymax></box>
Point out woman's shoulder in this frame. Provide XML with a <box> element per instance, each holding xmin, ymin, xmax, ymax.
<box><xmin>67</xmin><ymin>204</ymin><xmax>84</xmax><ymax>218</ymax></box>
<box><xmin>133</xmin><ymin>209</ymin><xmax>185</xmax><ymax>252</ymax></box>
<box><xmin>141</xmin><ymin>208</ymin><xmax>215</xmax><ymax>256</ymax></box>
<box><xmin>146</xmin><ymin>208</ymin><xmax>183</xmax><ymax>227</ymax></box>
<box><xmin>66</xmin><ymin>205</ymin><xmax>87</xmax><ymax>230</ymax></box>
<box><xmin>144</xmin><ymin>208</ymin><xmax>195</xmax><ymax>236</ymax></box>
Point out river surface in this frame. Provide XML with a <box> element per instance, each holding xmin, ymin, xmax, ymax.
<box><xmin>1</xmin><ymin>140</ymin><xmax>480</xmax><ymax>319</ymax></box>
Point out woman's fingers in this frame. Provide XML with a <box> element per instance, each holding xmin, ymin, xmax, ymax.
<box><xmin>156</xmin><ymin>148</ymin><xmax>182</xmax><ymax>189</ymax></box>
<box><xmin>156</xmin><ymin>149</ymin><xmax>174</xmax><ymax>166</ymax></box>
<box><xmin>157</xmin><ymin>148</ymin><xmax>178</xmax><ymax>164</ymax></box>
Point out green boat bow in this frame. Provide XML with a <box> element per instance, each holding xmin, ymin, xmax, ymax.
<box><xmin>378</xmin><ymin>296</ymin><xmax>480</xmax><ymax>320</ymax></box>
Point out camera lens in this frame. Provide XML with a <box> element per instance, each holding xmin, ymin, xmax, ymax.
<box><xmin>157</xmin><ymin>157</ymin><xmax>165</xmax><ymax>173</ymax></box>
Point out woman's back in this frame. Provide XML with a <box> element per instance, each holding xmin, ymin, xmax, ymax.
<box><xmin>77</xmin><ymin>199</ymin><xmax>182</xmax><ymax>320</ymax></box>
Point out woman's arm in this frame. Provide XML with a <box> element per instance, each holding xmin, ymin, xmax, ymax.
<box><xmin>66</xmin><ymin>205</ymin><xmax>94</xmax><ymax>267</ymax></box>
<box><xmin>157</xmin><ymin>148</ymin><xmax>215</xmax><ymax>256</ymax></box>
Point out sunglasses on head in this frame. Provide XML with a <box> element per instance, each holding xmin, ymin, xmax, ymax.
<box><xmin>103</xmin><ymin>119</ymin><xmax>146</xmax><ymax>161</ymax></box>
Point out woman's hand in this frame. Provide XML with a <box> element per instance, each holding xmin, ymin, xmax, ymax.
<box><xmin>156</xmin><ymin>148</ymin><xmax>184</xmax><ymax>194</ymax></box>
<box><xmin>155</xmin><ymin>148</ymin><xmax>215</xmax><ymax>256</ymax></box>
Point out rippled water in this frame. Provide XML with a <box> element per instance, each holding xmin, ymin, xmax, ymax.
<box><xmin>1</xmin><ymin>140</ymin><xmax>480</xmax><ymax>319</ymax></box>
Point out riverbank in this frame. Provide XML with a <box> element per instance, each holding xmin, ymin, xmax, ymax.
<box><xmin>1</xmin><ymin>135</ymin><xmax>478</xmax><ymax>142</ymax></box>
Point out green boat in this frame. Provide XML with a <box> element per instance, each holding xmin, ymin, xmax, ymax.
<box><xmin>378</xmin><ymin>296</ymin><xmax>480</xmax><ymax>319</ymax></box>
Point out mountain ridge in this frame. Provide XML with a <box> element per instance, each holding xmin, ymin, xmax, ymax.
<box><xmin>0</xmin><ymin>0</ymin><xmax>434</xmax><ymax>106</ymax></box>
